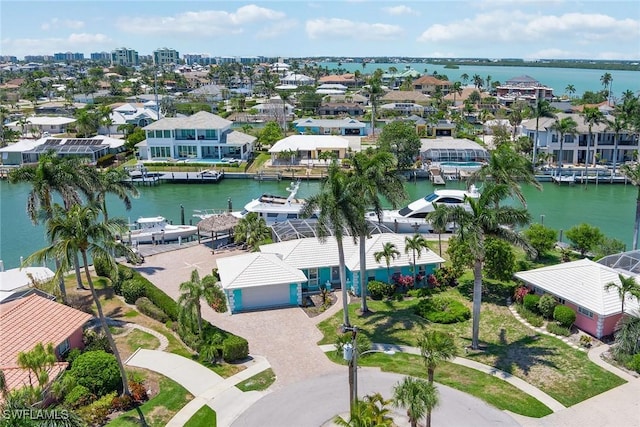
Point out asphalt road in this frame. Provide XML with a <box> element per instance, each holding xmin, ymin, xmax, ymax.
<box><xmin>232</xmin><ymin>369</ymin><xmax>520</xmax><ymax>427</ymax></box>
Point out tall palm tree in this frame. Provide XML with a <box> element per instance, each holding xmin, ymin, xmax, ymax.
<box><xmin>365</xmin><ymin>69</ymin><xmax>384</xmax><ymax>136</ymax></box>
<box><xmin>234</xmin><ymin>212</ymin><xmax>271</xmax><ymax>251</ymax></box>
<box><xmin>350</xmin><ymin>151</ymin><xmax>406</xmax><ymax>313</ymax></box>
<box><xmin>600</xmin><ymin>72</ymin><xmax>613</xmax><ymax>102</ymax></box>
<box><xmin>393</xmin><ymin>376</ymin><xmax>439</xmax><ymax>427</ymax></box>
<box><xmin>374</xmin><ymin>242</ymin><xmax>400</xmax><ymax>284</ymax></box>
<box><xmin>451</xmin><ymin>81</ymin><xmax>463</xmax><ymax>105</ymax></box>
<box><xmin>605</xmin><ymin>274</ymin><xmax>640</xmax><ymax>315</ymax></box>
<box><xmin>565</xmin><ymin>84</ymin><xmax>576</xmax><ymax>99</ymax></box>
<box><xmin>472</xmin><ymin>74</ymin><xmax>484</xmax><ymax>90</ymax></box>
<box><xmin>178</xmin><ymin>269</ymin><xmax>216</xmax><ymax>337</ymax></box>
<box><xmin>426</xmin><ymin>203</ymin><xmax>450</xmax><ymax>256</ymax></box>
<box><xmin>418</xmin><ymin>329</ymin><xmax>457</xmax><ymax>384</ymax></box>
<box><xmin>607</xmin><ymin>114</ymin><xmax>627</xmax><ymax>175</ymax></box>
<box><xmin>470</xmin><ymin>144</ymin><xmax>541</xmax><ymax>207</ymax></box>
<box><xmin>23</xmin><ymin>203</ymin><xmax>134</xmax><ymax>396</ymax></box>
<box><xmin>531</xmin><ymin>99</ymin><xmax>556</xmax><ymax>167</ymax></box>
<box><xmin>445</xmin><ymin>183</ymin><xmax>534</xmax><ymax>349</ymax></box>
<box><xmin>581</xmin><ymin>106</ymin><xmax>606</xmax><ymax>184</ymax></box>
<box><xmin>404</xmin><ymin>234</ymin><xmax>429</xmax><ymax>285</ymax></box>
<box><xmin>301</xmin><ymin>164</ymin><xmax>361</xmax><ymax>327</ymax></box>
<box><xmin>550</xmin><ymin>116</ymin><xmax>579</xmax><ymax>175</ymax></box>
<box><xmin>92</xmin><ymin>168</ymin><xmax>139</xmax><ymax>222</ymax></box>
<box><xmin>621</xmin><ymin>162</ymin><xmax>640</xmax><ymax>250</ymax></box>
<box><xmin>460</xmin><ymin>73</ymin><xmax>469</xmax><ymax>85</ymax></box>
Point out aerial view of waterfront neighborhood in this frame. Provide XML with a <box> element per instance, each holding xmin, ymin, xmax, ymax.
<box><xmin>1</xmin><ymin>1</ymin><xmax>640</xmax><ymax>426</ymax></box>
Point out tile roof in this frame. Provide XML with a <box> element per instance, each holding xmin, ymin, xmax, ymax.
<box><xmin>143</xmin><ymin>111</ymin><xmax>232</xmax><ymax>130</ymax></box>
<box><xmin>0</xmin><ymin>294</ymin><xmax>92</xmax><ymax>367</ymax></box>
<box><xmin>381</xmin><ymin>91</ymin><xmax>431</xmax><ymax>103</ymax></box>
<box><xmin>1</xmin><ymin>362</ymin><xmax>67</xmax><ymax>395</ymax></box>
<box><xmin>514</xmin><ymin>259</ymin><xmax>640</xmax><ymax>316</ymax></box>
<box><xmin>217</xmin><ymin>253</ymin><xmax>307</xmax><ymax>289</ymax></box>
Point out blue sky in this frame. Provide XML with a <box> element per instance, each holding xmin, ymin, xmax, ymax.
<box><xmin>1</xmin><ymin>0</ymin><xmax>639</xmax><ymax>60</ymax></box>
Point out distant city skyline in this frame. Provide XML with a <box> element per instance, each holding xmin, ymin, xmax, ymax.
<box><xmin>1</xmin><ymin>1</ymin><xmax>639</xmax><ymax>61</ymax></box>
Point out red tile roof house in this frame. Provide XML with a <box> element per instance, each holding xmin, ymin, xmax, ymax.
<box><xmin>0</xmin><ymin>294</ymin><xmax>92</xmax><ymax>397</ymax></box>
<box><xmin>514</xmin><ymin>259</ymin><xmax>640</xmax><ymax>339</ymax></box>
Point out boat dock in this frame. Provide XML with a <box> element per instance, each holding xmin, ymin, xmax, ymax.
<box><xmin>126</xmin><ymin>170</ymin><xmax>225</xmax><ymax>185</ymax></box>
<box><xmin>428</xmin><ymin>167</ymin><xmax>446</xmax><ymax>185</ymax></box>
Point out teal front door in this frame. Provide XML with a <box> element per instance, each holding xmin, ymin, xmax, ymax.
<box><xmin>233</xmin><ymin>289</ymin><xmax>243</xmax><ymax>312</ymax></box>
<box><xmin>289</xmin><ymin>284</ymin><xmax>298</xmax><ymax>305</ymax></box>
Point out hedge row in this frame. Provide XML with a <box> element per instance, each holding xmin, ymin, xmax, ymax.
<box><xmin>135</xmin><ymin>297</ymin><xmax>169</xmax><ymax>323</ymax></box>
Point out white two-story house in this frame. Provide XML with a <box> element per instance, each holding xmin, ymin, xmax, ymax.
<box><xmin>140</xmin><ymin>111</ymin><xmax>256</xmax><ymax>161</ymax></box>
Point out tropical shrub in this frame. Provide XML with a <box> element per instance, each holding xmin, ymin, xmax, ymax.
<box><xmin>135</xmin><ymin>297</ymin><xmax>169</xmax><ymax>323</ymax></box>
<box><xmin>628</xmin><ymin>354</ymin><xmax>640</xmax><ymax>373</ymax></box>
<box><xmin>546</xmin><ymin>322</ymin><xmax>571</xmax><ymax>336</ymax></box>
<box><xmin>122</xmin><ymin>278</ymin><xmax>146</xmax><ymax>304</ymax></box>
<box><xmin>523</xmin><ymin>224</ymin><xmax>557</xmax><ymax>259</ymax></box>
<box><xmin>76</xmin><ymin>392</ymin><xmax>116</xmax><ymax>426</ymax></box>
<box><xmin>203</xmin><ymin>275</ymin><xmax>227</xmax><ymax>313</ymax></box>
<box><xmin>392</xmin><ymin>273</ymin><xmax>414</xmax><ymax>289</ymax></box>
<box><xmin>553</xmin><ymin>305</ymin><xmax>576</xmax><ymax>328</ymax></box>
<box><xmin>580</xmin><ymin>335</ymin><xmax>593</xmax><ymax>348</ymax></box>
<box><xmin>484</xmin><ymin>238</ymin><xmax>516</xmax><ymax>281</ymax></box>
<box><xmin>612</xmin><ymin>315</ymin><xmax>640</xmax><ymax>358</ymax></box>
<box><xmin>142</xmin><ymin>276</ymin><xmax>179</xmax><ymax>321</ymax></box>
<box><xmin>446</xmin><ymin>236</ymin><xmax>474</xmax><ymax>277</ymax></box>
<box><xmin>538</xmin><ymin>294</ymin><xmax>557</xmax><ymax>319</ymax></box>
<box><xmin>64</xmin><ymin>348</ymin><xmax>82</xmax><ymax>365</ymax></box>
<box><xmin>64</xmin><ymin>385</ymin><xmax>94</xmax><ymax>408</ymax></box>
<box><xmin>222</xmin><ymin>336</ymin><xmax>249</xmax><ymax>362</ymax></box>
<box><xmin>93</xmin><ymin>257</ymin><xmax>111</xmax><ymax>278</ymax></box>
<box><xmin>129</xmin><ymin>380</ymin><xmax>148</xmax><ymax>402</ymax></box>
<box><xmin>566</xmin><ymin>223</ymin><xmax>604</xmax><ymax>256</ymax></box>
<box><xmin>368</xmin><ymin>281</ymin><xmax>395</xmax><ymax>300</ymax></box>
<box><xmin>70</xmin><ymin>350</ymin><xmax>121</xmax><ymax>397</ymax></box>
<box><xmin>515</xmin><ymin>304</ymin><xmax>544</xmax><ymax>327</ymax></box>
<box><xmin>111</xmin><ymin>394</ymin><xmax>135</xmax><ymax>411</ymax></box>
<box><xmin>514</xmin><ymin>286</ymin><xmax>529</xmax><ymax>304</ymax></box>
<box><xmin>414</xmin><ymin>296</ymin><xmax>471</xmax><ymax>324</ymax></box>
<box><xmin>83</xmin><ymin>329</ymin><xmax>111</xmax><ymax>353</ymax></box>
<box><xmin>523</xmin><ymin>294</ymin><xmax>541</xmax><ymax>313</ymax></box>
<box><xmin>407</xmin><ymin>288</ymin><xmax>430</xmax><ymax>298</ymax></box>
<box><xmin>433</xmin><ymin>265</ymin><xmax>458</xmax><ymax>287</ymax></box>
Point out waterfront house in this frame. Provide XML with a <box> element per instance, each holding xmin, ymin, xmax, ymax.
<box><xmin>381</xmin><ymin>90</ymin><xmax>431</xmax><ymax>106</ymax></box>
<box><xmin>318</xmin><ymin>103</ymin><xmax>364</xmax><ymax>117</ymax></box>
<box><xmin>515</xmin><ymin>258</ymin><xmax>640</xmax><ymax>338</ymax></box>
<box><xmin>412</xmin><ymin>75</ymin><xmax>451</xmax><ymax>96</ymax></box>
<box><xmin>218</xmin><ymin>234</ymin><xmax>444</xmax><ymax>313</ymax></box>
<box><xmin>293</xmin><ymin>117</ymin><xmax>368</xmax><ymax>136</ymax></box>
<box><xmin>140</xmin><ymin>111</ymin><xmax>256</xmax><ymax>161</ymax></box>
<box><xmin>380</xmin><ymin>102</ymin><xmax>425</xmax><ymax>116</ymax></box>
<box><xmin>318</xmin><ymin>74</ymin><xmax>356</xmax><ymax>87</ymax></box>
<box><xmin>100</xmin><ymin>102</ymin><xmax>161</xmax><ymax>135</ymax></box>
<box><xmin>420</xmin><ymin>137</ymin><xmax>489</xmax><ymax>163</ymax></box>
<box><xmin>0</xmin><ymin>294</ymin><xmax>92</xmax><ymax>396</ymax></box>
<box><xmin>520</xmin><ymin>112</ymin><xmax>638</xmax><ymax>166</ymax></box>
<box><xmin>269</xmin><ymin>135</ymin><xmax>350</xmax><ymax>165</ymax></box>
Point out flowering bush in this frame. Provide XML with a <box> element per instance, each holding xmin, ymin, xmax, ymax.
<box><xmin>514</xmin><ymin>286</ymin><xmax>529</xmax><ymax>304</ymax></box>
<box><xmin>427</xmin><ymin>274</ymin><xmax>439</xmax><ymax>288</ymax></box>
<box><xmin>433</xmin><ymin>266</ymin><xmax>458</xmax><ymax>287</ymax></box>
<box><xmin>393</xmin><ymin>274</ymin><xmax>414</xmax><ymax>289</ymax></box>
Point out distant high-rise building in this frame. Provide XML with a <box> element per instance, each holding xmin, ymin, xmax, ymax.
<box><xmin>53</xmin><ymin>52</ymin><xmax>84</xmax><ymax>61</ymax></box>
<box><xmin>24</xmin><ymin>55</ymin><xmax>53</xmax><ymax>62</ymax></box>
<box><xmin>111</xmin><ymin>47</ymin><xmax>139</xmax><ymax>66</ymax></box>
<box><xmin>183</xmin><ymin>54</ymin><xmax>215</xmax><ymax>66</ymax></box>
<box><xmin>90</xmin><ymin>51</ymin><xmax>111</xmax><ymax>62</ymax></box>
<box><xmin>0</xmin><ymin>56</ymin><xmax>18</xmax><ymax>63</ymax></box>
<box><xmin>153</xmin><ymin>48</ymin><xmax>180</xmax><ymax>66</ymax></box>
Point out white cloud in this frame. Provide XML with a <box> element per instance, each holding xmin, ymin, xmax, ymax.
<box><xmin>40</xmin><ymin>18</ymin><xmax>85</xmax><ymax>31</ymax></box>
<box><xmin>417</xmin><ymin>11</ymin><xmax>640</xmax><ymax>45</ymax></box>
<box><xmin>116</xmin><ymin>5</ymin><xmax>286</xmax><ymax>36</ymax></box>
<box><xmin>383</xmin><ymin>5</ymin><xmax>420</xmax><ymax>16</ymax></box>
<box><xmin>1</xmin><ymin>33</ymin><xmax>112</xmax><ymax>56</ymax></box>
<box><xmin>306</xmin><ymin>18</ymin><xmax>404</xmax><ymax>41</ymax></box>
<box><xmin>257</xmin><ymin>19</ymin><xmax>298</xmax><ymax>39</ymax></box>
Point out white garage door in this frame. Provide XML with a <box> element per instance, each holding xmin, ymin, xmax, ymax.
<box><xmin>241</xmin><ymin>284</ymin><xmax>292</xmax><ymax>310</ymax></box>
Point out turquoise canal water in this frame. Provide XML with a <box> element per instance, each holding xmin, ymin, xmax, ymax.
<box><xmin>0</xmin><ymin>178</ymin><xmax>636</xmax><ymax>269</ymax></box>
<box><xmin>319</xmin><ymin>62</ymin><xmax>640</xmax><ymax>100</ymax></box>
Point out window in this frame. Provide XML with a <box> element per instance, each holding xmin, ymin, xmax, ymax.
<box><xmin>308</xmin><ymin>268</ymin><xmax>319</xmax><ymax>286</ymax></box>
<box><xmin>557</xmin><ymin>297</ymin><xmax>566</xmax><ymax>305</ymax></box>
<box><xmin>163</xmin><ymin>130</ymin><xmax>171</xmax><ymax>138</ymax></box>
<box><xmin>155</xmin><ymin>130</ymin><xmax>163</xmax><ymax>138</ymax></box>
<box><xmin>205</xmin><ymin>129</ymin><xmax>217</xmax><ymax>140</ymax></box>
<box><xmin>578</xmin><ymin>306</ymin><xmax>594</xmax><ymax>318</ymax></box>
<box><xmin>176</xmin><ymin>145</ymin><xmax>197</xmax><ymax>158</ymax></box>
<box><xmin>150</xmin><ymin>146</ymin><xmax>171</xmax><ymax>158</ymax></box>
<box><xmin>146</xmin><ymin>130</ymin><xmax>154</xmax><ymax>139</ymax></box>
<box><xmin>177</xmin><ymin>129</ymin><xmax>195</xmax><ymax>140</ymax></box>
<box><xmin>57</xmin><ymin>338</ymin><xmax>70</xmax><ymax>356</ymax></box>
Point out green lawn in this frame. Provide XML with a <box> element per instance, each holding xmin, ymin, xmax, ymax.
<box><xmin>184</xmin><ymin>405</ymin><xmax>217</xmax><ymax>427</ymax></box>
<box><xmin>107</xmin><ymin>377</ymin><xmax>192</xmax><ymax>427</ymax></box>
<box><xmin>317</xmin><ymin>288</ymin><xmax>626</xmax><ymax>408</ymax></box>
<box><xmin>236</xmin><ymin>368</ymin><xmax>276</xmax><ymax>392</ymax></box>
<box><xmin>126</xmin><ymin>329</ymin><xmax>161</xmax><ymax>351</ymax></box>
<box><xmin>326</xmin><ymin>351</ymin><xmax>552</xmax><ymax>417</ymax></box>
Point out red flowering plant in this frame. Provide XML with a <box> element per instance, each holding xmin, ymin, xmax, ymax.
<box><xmin>427</xmin><ymin>274</ymin><xmax>439</xmax><ymax>288</ymax></box>
<box><xmin>393</xmin><ymin>274</ymin><xmax>415</xmax><ymax>289</ymax></box>
<box><xmin>514</xmin><ymin>286</ymin><xmax>529</xmax><ymax>304</ymax></box>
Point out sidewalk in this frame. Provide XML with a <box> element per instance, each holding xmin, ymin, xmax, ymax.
<box><xmin>125</xmin><ymin>349</ymin><xmax>272</xmax><ymax>427</ymax></box>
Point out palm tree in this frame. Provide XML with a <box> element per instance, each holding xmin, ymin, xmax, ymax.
<box><xmin>404</xmin><ymin>234</ymin><xmax>429</xmax><ymax>285</ymax></box>
<box><xmin>335</xmin><ymin>393</ymin><xmax>394</xmax><ymax>427</ymax></box>
<box><xmin>531</xmin><ymin>99</ymin><xmax>556</xmax><ymax>167</ymax></box>
<box><xmin>600</xmin><ymin>72</ymin><xmax>613</xmax><ymax>102</ymax></box>
<box><xmin>607</xmin><ymin>114</ymin><xmax>627</xmax><ymax>175</ymax></box>
<box><xmin>472</xmin><ymin>74</ymin><xmax>484</xmax><ymax>90</ymax></box>
<box><xmin>426</xmin><ymin>203</ymin><xmax>450</xmax><ymax>256</ymax></box>
<box><xmin>418</xmin><ymin>329</ymin><xmax>457</xmax><ymax>384</ymax></box>
<box><xmin>374</xmin><ymin>242</ymin><xmax>401</xmax><ymax>283</ymax></box>
<box><xmin>365</xmin><ymin>69</ymin><xmax>384</xmax><ymax>136</ymax></box>
<box><xmin>621</xmin><ymin>162</ymin><xmax>640</xmax><ymax>249</ymax></box>
<box><xmin>605</xmin><ymin>274</ymin><xmax>640</xmax><ymax>315</ymax></box>
<box><xmin>301</xmin><ymin>164</ymin><xmax>361</xmax><ymax>327</ymax></box>
<box><xmin>612</xmin><ymin>315</ymin><xmax>640</xmax><ymax>358</ymax></box>
<box><xmin>460</xmin><ymin>73</ymin><xmax>469</xmax><ymax>85</ymax></box>
<box><xmin>445</xmin><ymin>183</ymin><xmax>534</xmax><ymax>349</ymax></box>
<box><xmin>92</xmin><ymin>168</ymin><xmax>139</xmax><ymax>222</ymax></box>
<box><xmin>23</xmin><ymin>203</ymin><xmax>134</xmax><ymax>396</ymax></box>
<box><xmin>350</xmin><ymin>151</ymin><xmax>406</xmax><ymax>313</ymax></box>
<box><xmin>565</xmin><ymin>84</ymin><xmax>576</xmax><ymax>99</ymax></box>
<box><xmin>393</xmin><ymin>376</ymin><xmax>439</xmax><ymax>427</ymax></box>
<box><xmin>581</xmin><ymin>106</ymin><xmax>606</xmax><ymax>184</ymax></box>
<box><xmin>178</xmin><ymin>269</ymin><xmax>215</xmax><ymax>337</ymax></box>
<box><xmin>451</xmin><ymin>81</ymin><xmax>463</xmax><ymax>106</ymax></box>
<box><xmin>550</xmin><ymin>116</ymin><xmax>579</xmax><ymax>175</ymax></box>
<box><xmin>470</xmin><ymin>144</ymin><xmax>541</xmax><ymax>207</ymax></box>
<box><xmin>234</xmin><ymin>212</ymin><xmax>271</xmax><ymax>251</ymax></box>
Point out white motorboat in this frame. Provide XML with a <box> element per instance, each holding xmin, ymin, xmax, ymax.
<box><xmin>366</xmin><ymin>185</ymin><xmax>480</xmax><ymax>233</ymax></box>
<box><xmin>124</xmin><ymin>216</ymin><xmax>198</xmax><ymax>244</ymax></box>
<box><xmin>233</xmin><ymin>180</ymin><xmax>317</xmax><ymax>225</ymax></box>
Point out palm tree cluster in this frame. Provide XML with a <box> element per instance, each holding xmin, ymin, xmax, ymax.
<box><xmin>301</xmin><ymin>151</ymin><xmax>406</xmax><ymax>325</ymax></box>
<box><xmin>9</xmin><ymin>152</ymin><xmax>140</xmax><ymax>400</ymax></box>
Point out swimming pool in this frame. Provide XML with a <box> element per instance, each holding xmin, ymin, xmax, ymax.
<box><xmin>438</xmin><ymin>161</ymin><xmax>484</xmax><ymax>168</ymax></box>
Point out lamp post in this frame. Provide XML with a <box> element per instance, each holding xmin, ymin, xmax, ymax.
<box><xmin>341</xmin><ymin>325</ymin><xmax>395</xmax><ymax>416</ymax></box>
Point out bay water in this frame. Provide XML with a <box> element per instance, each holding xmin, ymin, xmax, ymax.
<box><xmin>1</xmin><ymin>178</ymin><xmax>635</xmax><ymax>270</ymax></box>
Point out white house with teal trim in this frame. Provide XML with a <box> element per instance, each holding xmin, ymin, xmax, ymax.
<box><xmin>260</xmin><ymin>234</ymin><xmax>444</xmax><ymax>296</ymax></box>
<box><xmin>216</xmin><ymin>252</ymin><xmax>307</xmax><ymax>314</ymax></box>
